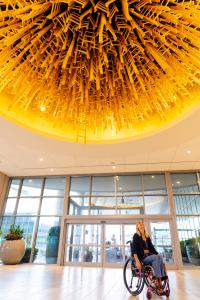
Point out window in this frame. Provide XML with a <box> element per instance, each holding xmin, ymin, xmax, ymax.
<box><xmin>171</xmin><ymin>173</ymin><xmax>199</xmax><ymax>193</ymax></box>
<box><xmin>43</xmin><ymin>178</ymin><xmax>65</xmax><ymax>197</ymax></box>
<box><xmin>1</xmin><ymin>176</ymin><xmax>66</xmax><ymax>264</ymax></box>
<box><xmin>150</xmin><ymin>221</ymin><xmax>174</xmax><ymax>264</ymax></box>
<box><xmin>4</xmin><ymin>198</ymin><xmax>17</xmax><ymax>215</ymax></box>
<box><xmin>145</xmin><ymin>195</ymin><xmax>169</xmax><ymax>214</ymax></box>
<box><xmin>171</xmin><ymin>172</ymin><xmax>200</xmax><ymax>266</ymax></box>
<box><xmin>70</xmin><ymin>176</ymin><xmax>90</xmax><ymax>196</ymax></box>
<box><xmin>7</xmin><ymin>179</ymin><xmax>20</xmax><ymax>197</ymax></box>
<box><xmin>143</xmin><ymin>174</ymin><xmax>167</xmax><ymax>194</ymax></box>
<box><xmin>174</xmin><ymin>195</ymin><xmax>200</xmax><ymax>214</ymax></box>
<box><xmin>21</xmin><ymin>179</ymin><xmax>43</xmax><ymax>197</ymax></box>
<box><xmin>92</xmin><ymin>176</ymin><xmax>115</xmax><ymax>195</ymax></box>
<box><xmin>116</xmin><ymin>175</ymin><xmax>142</xmax><ymax>195</ymax></box>
<box><xmin>17</xmin><ymin>198</ymin><xmax>40</xmax><ymax>215</ymax></box>
<box><xmin>34</xmin><ymin>217</ymin><xmax>61</xmax><ymax>264</ymax></box>
<box><xmin>69</xmin><ymin>174</ymin><xmax>169</xmax><ymax>215</ymax></box>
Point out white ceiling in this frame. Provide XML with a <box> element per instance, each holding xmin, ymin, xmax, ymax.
<box><xmin>0</xmin><ymin>105</ymin><xmax>200</xmax><ymax>177</ymax></box>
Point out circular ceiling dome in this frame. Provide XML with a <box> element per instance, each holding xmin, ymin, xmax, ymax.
<box><xmin>0</xmin><ymin>0</ymin><xmax>200</xmax><ymax>143</ymax></box>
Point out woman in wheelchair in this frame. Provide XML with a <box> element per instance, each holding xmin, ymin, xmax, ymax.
<box><xmin>132</xmin><ymin>221</ymin><xmax>166</xmax><ymax>295</ymax></box>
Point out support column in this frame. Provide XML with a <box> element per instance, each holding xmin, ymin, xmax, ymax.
<box><xmin>0</xmin><ymin>172</ymin><xmax>9</xmax><ymax>216</ymax></box>
<box><xmin>165</xmin><ymin>172</ymin><xmax>183</xmax><ymax>269</ymax></box>
<box><xmin>57</xmin><ymin>176</ymin><xmax>70</xmax><ymax>266</ymax></box>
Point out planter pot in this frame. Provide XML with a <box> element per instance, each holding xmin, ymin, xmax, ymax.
<box><xmin>182</xmin><ymin>256</ymin><xmax>189</xmax><ymax>263</ymax></box>
<box><xmin>46</xmin><ymin>236</ymin><xmax>59</xmax><ymax>264</ymax></box>
<box><xmin>0</xmin><ymin>239</ymin><xmax>25</xmax><ymax>264</ymax></box>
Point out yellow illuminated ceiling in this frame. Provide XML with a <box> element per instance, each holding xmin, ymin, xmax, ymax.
<box><xmin>0</xmin><ymin>0</ymin><xmax>200</xmax><ymax>143</ymax></box>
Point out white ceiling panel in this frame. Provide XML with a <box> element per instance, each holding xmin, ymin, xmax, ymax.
<box><xmin>0</xmin><ymin>104</ymin><xmax>200</xmax><ymax>176</ymax></box>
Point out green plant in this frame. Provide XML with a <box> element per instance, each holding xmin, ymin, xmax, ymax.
<box><xmin>47</xmin><ymin>226</ymin><xmax>60</xmax><ymax>240</ymax></box>
<box><xmin>46</xmin><ymin>226</ymin><xmax>60</xmax><ymax>263</ymax></box>
<box><xmin>0</xmin><ymin>226</ymin><xmax>3</xmax><ymax>237</ymax></box>
<box><xmin>4</xmin><ymin>224</ymin><xmax>24</xmax><ymax>240</ymax></box>
<box><xmin>21</xmin><ymin>247</ymin><xmax>38</xmax><ymax>263</ymax></box>
<box><xmin>196</xmin><ymin>236</ymin><xmax>200</xmax><ymax>244</ymax></box>
<box><xmin>84</xmin><ymin>246</ymin><xmax>93</xmax><ymax>262</ymax></box>
<box><xmin>185</xmin><ymin>238</ymin><xmax>196</xmax><ymax>246</ymax></box>
<box><xmin>180</xmin><ymin>241</ymin><xmax>187</xmax><ymax>257</ymax></box>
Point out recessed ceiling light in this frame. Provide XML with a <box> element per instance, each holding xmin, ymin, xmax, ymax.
<box><xmin>176</xmin><ymin>181</ymin><xmax>180</xmax><ymax>184</ymax></box>
<box><xmin>40</xmin><ymin>105</ymin><xmax>46</xmax><ymax>112</ymax></box>
<box><xmin>151</xmin><ymin>175</ymin><xmax>155</xmax><ymax>179</ymax></box>
<box><xmin>50</xmin><ymin>168</ymin><xmax>54</xmax><ymax>172</ymax></box>
<box><xmin>39</xmin><ymin>158</ymin><xmax>44</xmax><ymax>161</ymax></box>
<box><xmin>112</xmin><ymin>165</ymin><xmax>116</xmax><ymax>169</ymax></box>
<box><xmin>186</xmin><ymin>150</ymin><xmax>191</xmax><ymax>154</ymax></box>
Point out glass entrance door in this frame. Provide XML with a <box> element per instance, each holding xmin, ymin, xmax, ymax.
<box><xmin>66</xmin><ymin>223</ymin><xmax>102</xmax><ymax>265</ymax></box>
<box><xmin>104</xmin><ymin>224</ymin><xmax>136</xmax><ymax>266</ymax></box>
<box><xmin>65</xmin><ymin>220</ymin><xmax>175</xmax><ymax>267</ymax></box>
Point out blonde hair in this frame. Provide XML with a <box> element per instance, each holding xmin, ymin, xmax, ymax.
<box><xmin>136</xmin><ymin>221</ymin><xmax>149</xmax><ymax>238</ymax></box>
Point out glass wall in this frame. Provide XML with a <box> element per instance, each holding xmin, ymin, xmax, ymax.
<box><xmin>150</xmin><ymin>221</ymin><xmax>174</xmax><ymax>264</ymax></box>
<box><xmin>0</xmin><ymin>177</ymin><xmax>65</xmax><ymax>264</ymax></box>
<box><xmin>171</xmin><ymin>173</ymin><xmax>200</xmax><ymax>266</ymax></box>
<box><xmin>1</xmin><ymin>171</ymin><xmax>200</xmax><ymax>268</ymax></box>
<box><xmin>69</xmin><ymin>174</ymin><xmax>169</xmax><ymax>215</ymax></box>
<box><xmin>66</xmin><ymin>224</ymin><xmax>101</xmax><ymax>264</ymax></box>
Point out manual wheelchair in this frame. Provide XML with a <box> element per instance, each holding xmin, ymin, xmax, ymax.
<box><xmin>123</xmin><ymin>241</ymin><xmax>170</xmax><ymax>299</ymax></box>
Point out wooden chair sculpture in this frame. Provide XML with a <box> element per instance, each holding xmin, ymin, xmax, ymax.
<box><xmin>0</xmin><ymin>0</ymin><xmax>200</xmax><ymax>142</ymax></box>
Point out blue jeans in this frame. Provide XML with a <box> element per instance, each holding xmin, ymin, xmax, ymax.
<box><xmin>143</xmin><ymin>254</ymin><xmax>165</xmax><ymax>278</ymax></box>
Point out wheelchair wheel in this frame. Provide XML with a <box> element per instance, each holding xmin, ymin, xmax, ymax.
<box><xmin>144</xmin><ymin>265</ymin><xmax>155</xmax><ymax>288</ymax></box>
<box><xmin>123</xmin><ymin>257</ymin><xmax>144</xmax><ymax>296</ymax></box>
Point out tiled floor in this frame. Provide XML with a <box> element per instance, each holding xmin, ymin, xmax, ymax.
<box><xmin>0</xmin><ymin>265</ymin><xmax>199</xmax><ymax>300</ymax></box>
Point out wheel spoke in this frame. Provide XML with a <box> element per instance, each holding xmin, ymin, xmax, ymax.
<box><xmin>123</xmin><ymin>258</ymin><xmax>144</xmax><ymax>296</ymax></box>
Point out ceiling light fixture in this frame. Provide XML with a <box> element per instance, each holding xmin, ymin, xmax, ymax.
<box><xmin>39</xmin><ymin>158</ymin><xmax>44</xmax><ymax>161</ymax></box>
<box><xmin>0</xmin><ymin>1</ymin><xmax>200</xmax><ymax>143</ymax></box>
<box><xmin>39</xmin><ymin>105</ymin><xmax>46</xmax><ymax>112</ymax></box>
<box><xmin>186</xmin><ymin>150</ymin><xmax>192</xmax><ymax>154</ymax></box>
<box><xmin>176</xmin><ymin>181</ymin><xmax>180</xmax><ymax>185</ymax></box>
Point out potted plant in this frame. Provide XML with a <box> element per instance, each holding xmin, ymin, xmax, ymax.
<box><xmin>84</xmin><ymin>246</ymin><xmax>93</xmax><ymax>262</ymax></box>
<box><xmin>20</xmin><ymin>235</ymin><xmax>38</xmax><ymax>263</ymax></box>
<box><xmin>0</xmin><ymin>224</ymin><xmax>25</xmax><ymax>264</ymax></box>
<box><xmin>185</xmin><ymin>237</ymin><xmax>200</xmax><ymax>265</ymax></box>
<box><xmin>21</xmin><ymin>247</ymin><xmax>38</xmax><ymax>263</ymax></box>
<box><xmin>180</xmin><ymin>240</ymin><xmax>189</xmax><ymax>263</ymax></box>
<box><xmin>46</xmin><ymin>226</ymin><xmax>60</xmax><ymax>264</ymax></box>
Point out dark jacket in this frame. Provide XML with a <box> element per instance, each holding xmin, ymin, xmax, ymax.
<box><xmin>132</xmin><ymin>233</ymin><xmax>158</xmax><ymax>261</ymax></box>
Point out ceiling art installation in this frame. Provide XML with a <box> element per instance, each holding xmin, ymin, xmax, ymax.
<box><xmin>0</xmin><ymin>0</ymin><xmax>200</xmax><ymax>143</ymax></box>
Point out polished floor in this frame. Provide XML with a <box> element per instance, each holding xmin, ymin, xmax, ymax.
<box><xmin>0</xmin><ymin>265</ymin><xmax>199</xmax><ymax>300</ymax></box>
